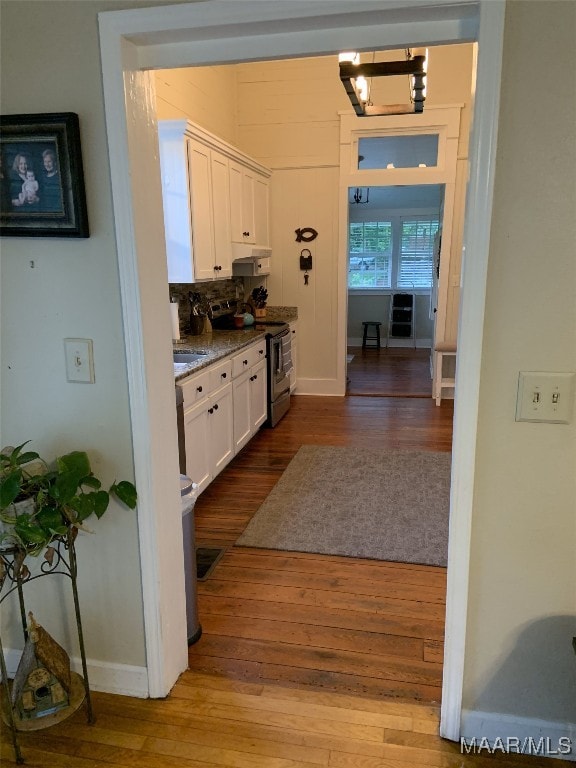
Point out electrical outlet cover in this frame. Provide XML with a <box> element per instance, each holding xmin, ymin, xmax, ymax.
<box><xmin>64</xmin><ymin>338</ymin><xmax>95</xmax><ymax>383</ymax></box>
<box><xmin>516</xmin><ymin>371</ymin><xmax>575</xmax><ymax>424</ymax></box>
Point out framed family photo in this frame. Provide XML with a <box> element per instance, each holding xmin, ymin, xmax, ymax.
<box><xmin>0</xmin><ymin>113</ymin><xmax>89</xmax><ymax>238</ymax></box>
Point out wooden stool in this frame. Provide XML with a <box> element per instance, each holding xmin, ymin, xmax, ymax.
<box><xmin>433</xmin><ymin>342</ymin><xmax>457</xmax><ymax>405</ymax></box>
<box><xmin>362</xmin><ymin>321</ymin><xmax>382</xmax><ymax>350</ymax></box>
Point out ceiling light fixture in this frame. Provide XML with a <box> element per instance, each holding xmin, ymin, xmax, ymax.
<box><xmin>352</xmin><ymin>187</ymin><xmax>370</xmax><ymax>205</ymax></box>
<box><xmin>339</xmin><ymin>48</ymin><xmax>428</xmax><ymax>117</ymax></box>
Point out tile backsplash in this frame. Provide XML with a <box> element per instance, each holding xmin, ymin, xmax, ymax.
<box><xmin>169</xmin><ymin>279</ymin><xmax>245</xmax><ymax>336</ymax></box>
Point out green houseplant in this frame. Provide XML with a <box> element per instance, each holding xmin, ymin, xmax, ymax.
<box><xmin>0</xmin><ymin>442</ymin><xmax>137</xmax><ymax>557</ymax></box>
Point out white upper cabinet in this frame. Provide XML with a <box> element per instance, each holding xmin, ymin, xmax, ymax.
<box><xmin>158</xmin><ymin>120</ymin><xmax>270</xmax><ymax>282</ymax></box>
<box><xmin>229</xmin><ymin>161</ymin><xmax>270</xmax><ymax>247</ymax></box>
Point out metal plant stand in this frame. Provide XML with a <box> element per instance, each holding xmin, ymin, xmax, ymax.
<box><xmin>0</xmin><ymin>530</ymin><xmax>93</xmax><ymax>764</ymax></box>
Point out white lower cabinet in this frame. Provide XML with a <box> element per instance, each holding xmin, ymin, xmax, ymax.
<box><xmin>180</xmin><ymin>358</ymin><xmax>234</xmax><ymax>494</ymax></box>
<box><xmin>178</xmin><ymin>339</ymin><xmax>267</xmax><ymax>494</ymax></box>
<box><xmin>232</xmin><ymin>341</ymin><xmax>267</xmax><ymax>453</ymax></box>
<box><xmin>232</xmin><ymin>371</ymin><xmax>251</xmax><ymax>453</ymax></box>
<box><xmin>250</xmin><ymin>359</ymin><xmax>267</xmax><ymax>431</ymax></box>
<box><xmin>182</xmin><ymin>399</ymin><xmax>211</xmax><ymax>493</ymax></box>
<box><xmin>209</xmin><ymin>384</ymin><xmax>234</xmax><ymax>475</ymax></box>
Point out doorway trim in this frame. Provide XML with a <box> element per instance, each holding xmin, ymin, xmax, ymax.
<box><xmin>98</xmin><ymin>0</ymin><xmax>505</xmax><ymax>739</ymax></box>
<box><xmin>339</xmin><ymin>104</ymin><xmax>462</xmax><ymax>366</ymax></box>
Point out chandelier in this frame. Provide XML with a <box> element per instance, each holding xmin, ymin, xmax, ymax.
<box><xmin>339</xmin><ymin>49</ymin><xmax>428</xmax><ymax>117</ymax></box>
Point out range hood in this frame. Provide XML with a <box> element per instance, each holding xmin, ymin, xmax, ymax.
<box><xmin>231</xmin><ymin>243</ymin><xmax>272</xmax><ymax>261</ymax></box>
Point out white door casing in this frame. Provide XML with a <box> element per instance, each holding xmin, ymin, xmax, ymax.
<box><xmin>339</xmin><ymin>105</ymin><xmax>461</xmax><ymax>375</ymax></box>
<box><xmin>97</xmin><ymin>0</ymin><xmax>505</xmax><ymax>740</ymax></box>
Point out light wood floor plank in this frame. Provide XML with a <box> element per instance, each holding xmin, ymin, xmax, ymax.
<box><xmin>197</xmin><ymin>595</ymin><xmax>446</xmax><ymax>641</ymax></box>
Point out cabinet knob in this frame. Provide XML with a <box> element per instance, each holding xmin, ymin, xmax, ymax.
<box><xmin>259</xmin><ymin>349</ymin><xmax>264</xmax><ymax>354</ymax></box>
<box><xmin>243</xmin><ymin>231</ymin><xmax>250</xmax><ymax>237</ymax></box>
<box><xmin>197</xmin><ymin>385</ymin><xmax>203</xmax><ymax>393</ymax></box>
<box><xmin>221</xmin><ymin>372</ymin><xmax>227</xmax><ymax>379</ymax></box>
<box><xmin>213</xmin><ymin>403</ymin><xmax>219</xmax><ymax>411</ymax></box>
<box><xmin>254</xmin><ymin>374</ymin><xmax>258</xmax><ymax>380</ymax></box>
<box><xmin>208</xmin><ymin>407</ymin><xmax>214</xmax><ymax>414</ymax></box>
<box><xmin>243</xmin><ymin>359</ymin><xmax>248</xmax><ymax>365</ymax></box>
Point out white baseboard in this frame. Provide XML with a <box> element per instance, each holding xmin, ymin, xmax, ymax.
<box><xmin>348</xmin><ymin>336</ymin><xmax>432</xmax><ymax>349</ymax></box>
<box><xmin>4</xmin><ymin>647</ymin><xmax>149</xmax><ymax>699</ymax></box>
<box><xmin>461</xmin><ymin>709</ymin><xmax>576</xmax><ymax>762</ymax></box>
<box><xmin>294</xmin><ymin>378</ymin><xmax>344</xmax><ymax>396</ymax></box>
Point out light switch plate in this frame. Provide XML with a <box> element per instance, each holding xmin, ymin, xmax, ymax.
<box><xmin>64</xmin><ymin>338</ymin><xmax>95</xmax><ymax>383</ymax></box>
<box><xmin>515</xmin><ymin>371</ymin><xmax>575</xmax><ymax>423</ymax></box>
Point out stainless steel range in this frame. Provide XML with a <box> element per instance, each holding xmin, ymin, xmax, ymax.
<box><xmin>208</xmin><ymin>304</ymin><xmax>292</xmax><ymax>427</ymax></box>
<box><xmin>265</xmin><ymin>323</ymin><xmax>291</xmax><ymax>427</ymax></box>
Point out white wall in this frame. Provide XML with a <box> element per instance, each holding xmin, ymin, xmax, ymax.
<box><xmin>0</xmin><ymin>0</ymin><xmax>146</xmax><ymax>679</ymax></box>
<box><xmin>463</xmin><ymin>0</ymin><xmax>576</xmax><ymax>729</ymax></box>
<box><xmin>155</xmin><ymin>65</ymin><xmax>238</xmax><ymax>146</ymax></box>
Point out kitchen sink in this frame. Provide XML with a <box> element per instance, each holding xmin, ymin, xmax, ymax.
<box><xmin>173</xmin><ymin>351</ymin><xmax>208</xmax><ymax>364</ymax></box>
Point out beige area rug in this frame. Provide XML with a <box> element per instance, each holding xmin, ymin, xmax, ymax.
<box><xmin>236</xmin><ymin>445</ymin><xmax>451</xmax><ymax>566</ymax></box>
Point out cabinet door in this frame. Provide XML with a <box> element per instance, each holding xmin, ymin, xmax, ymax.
<box><xmin>250</xmin><ymin>359</ymin><xmax>268</xmax><ymax>431</ymax></box>
<box><xmin>232</xmin><ymin>370</ymin><xmax>251</xmax><ymax>453</ymax></box>
<box><xmin>230</xmin><ymin>161</ymin><xmax>255</xmax><ymax>243</ymax></box>
<box><xmin>211</xmin><ymin>151</ymin><xmax>232</xmax><ymax>278</ymax></box>
<box><xmin>252</xmin><ymin>175</ymin><xmax>269</xmax><ymax>247</ymax></box>
<box><xmin>183</xmin><ymin>399</ymin><xmax>211</xmax><ymax>494</ymax></box>
<box><xmin>241</xmin><ymin>170</ymin><xmax>255</xmax><ymax>243</ymax></box>
<box><xmin>229</xmin><ymin>161</ymin><xmax>244</xmax><ymax>243</ymax></box>
<box><xmin>187</xmin><ymin>138</ymin><xmax>215</xmax><ymax>281</ymax></box>
<box><xmin>159</xmin><ymin>130</ymin><xmax>194</xmax><ymax>283</ymax></box>
<box><xmin>209</xmin><ymin>384</ymin><xmax>234</xmax><ymax>477</ymax></box>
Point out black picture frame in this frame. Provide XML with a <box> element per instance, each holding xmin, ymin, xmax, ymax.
<box><xmin>0</xmin><ymin>113</ymin><xmax>89</xmax><ymax>238</ymax></box>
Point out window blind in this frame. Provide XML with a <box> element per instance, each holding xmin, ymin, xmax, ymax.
<box><xmin>398</xmin><ymin>218</ymin><xmax>439</xmax><ymax>289</ymax></box>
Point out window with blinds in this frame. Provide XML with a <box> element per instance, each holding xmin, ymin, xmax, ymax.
<box><xmin>348</xmin><ymin>215</ymin><xmax>438</xmax><ymax>290</ymax></box>
<box><xmin>348</xmin><ymin>222</ymin><xmax>392</xmax><ymax>288</ymax></box>
<box><xmin>398</xmin><ymin>217</ymin><xmax>439</xmax><ymax>289</ymax></box>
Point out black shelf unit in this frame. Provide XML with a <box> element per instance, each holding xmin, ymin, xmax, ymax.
<box><xmin>388</xmin><ymin>293</ymin><xmax>415</xmax><ymax>346</ymax></box>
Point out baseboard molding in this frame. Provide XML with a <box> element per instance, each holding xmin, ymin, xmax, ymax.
<box><xmin>348</xmin><ymin>336</ymin><xmax>432</xmax><ymax>349</ymax></box>
<box><xmin>294</xmin><ymin>378</ymin><xmax>344</xmax><ymax>396</ymax></box>
<box><xmin>461</xmin><ymin>709</ymin><xmax>576</xmax><ymax>762</ymax></box>
<box><xmin>4</xmin><ymin>647</ymin><xmax>149</xmax><ymax>698</ymax></box>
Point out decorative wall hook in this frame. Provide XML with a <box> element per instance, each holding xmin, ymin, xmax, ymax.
<box><xmin>295</xmin><ymin>227</ymin><xmax>318</xmax><ymax>243</ymax></box>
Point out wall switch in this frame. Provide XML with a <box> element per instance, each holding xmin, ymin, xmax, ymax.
<box><xmin>515</xmin><ymin>371</ymin><xmax>575</xmax><ymax>423</ymax></box>
<box><xmin>64</xmin><ymin>338</ymin><xmax>95</xmax><ymax>383</ymax></box>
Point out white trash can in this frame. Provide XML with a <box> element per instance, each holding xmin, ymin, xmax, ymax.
<box><xmin>180</xmin><ymin>475</ymin><xmax>202</xmax><ymax>644</ymax></box>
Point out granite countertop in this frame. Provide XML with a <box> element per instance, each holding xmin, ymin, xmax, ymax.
<box><xmin>173</xmin><ymin>306</ymin><xmax>297</xmax><ymax>383</ymax></box>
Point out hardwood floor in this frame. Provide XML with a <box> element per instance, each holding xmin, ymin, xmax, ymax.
<box><xmin>347</xmin><ymin>346</ymin><xmax>432</xmax><ymax>398</ymax></box>
<box><xmin>3</xmin><ymin>390</ymin><xmax>564</xmax><ymax>765</ymax></box>
<box><xmin>190</xmin><ymin>393</ymin><xmax>453</xmax><ymax>704</ymax></box>
<box><xmin>2</xmin><ymin>672</ymin><xmax>556</xmax><ymax>766</ymax></box>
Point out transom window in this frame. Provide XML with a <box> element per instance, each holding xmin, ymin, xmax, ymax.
<box><xmin>348</xmin><ymin>216</ymin><xmax>439</xmax><ymax>290</ymax></box>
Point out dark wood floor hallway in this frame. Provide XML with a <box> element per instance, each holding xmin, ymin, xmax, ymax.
<box><xmin>191</xmin><ymin>389</ymin><xmax>454</xmax><ymax>705</ymax></box>
<box><xmin>346</xmin><ymin>346</ymin><xmax>433</xmax><ymax>398</ymax></box>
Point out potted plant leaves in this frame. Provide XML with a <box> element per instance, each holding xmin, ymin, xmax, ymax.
<box><xmin>0</xmin><ymin>442</ymin><xmax>137</xmax><ymax>560</ymax></box>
